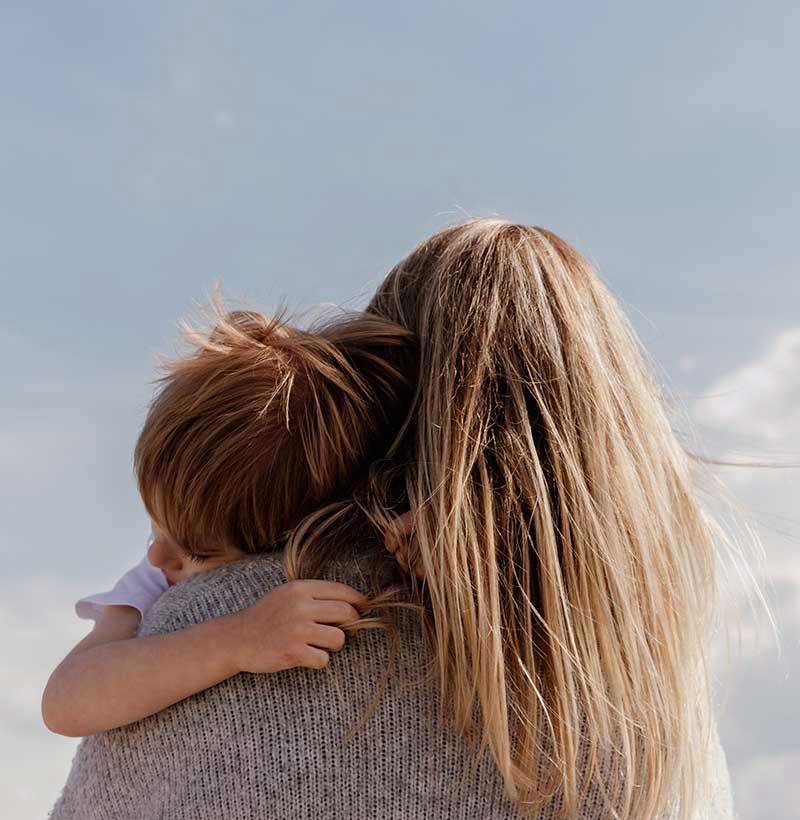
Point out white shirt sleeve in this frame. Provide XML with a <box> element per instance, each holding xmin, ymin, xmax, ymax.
<box><xmin>75</xmin><ymin>549</ymin><xmax>170</xmax><ymax>622</ymax></box>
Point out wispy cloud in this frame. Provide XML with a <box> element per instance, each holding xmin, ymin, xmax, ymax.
<box><xmin>692</xmin><ymin>327</ymin><xmax>800</xmax><ymax>448</ymax></box>
<box><xmin>689</xmin><ymin>326</ymin><xmax>800</xmax><ymax>820</ymax></box>
<box><xmin>1</xmin><ymin>577</ymin><xmax>88</xmax><ymax>819</ymax></box>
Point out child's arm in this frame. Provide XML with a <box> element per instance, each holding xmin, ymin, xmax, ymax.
<box><xmin>41</xmin><ymin>604</ymin><xmax>242</xmax><ymax>737</ymax></box>
<box><xmin>41</xmin><ymin>579</ymin><xmax>367</xmax><ymax>737</ymax></box>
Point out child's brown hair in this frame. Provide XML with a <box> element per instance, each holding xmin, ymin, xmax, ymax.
<box><xmin>133</xmin><ymin>284</ymin><xmax>417</xmax><ymax>561</ymax></box>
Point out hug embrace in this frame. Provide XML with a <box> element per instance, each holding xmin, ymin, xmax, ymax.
<box><xmin>44</xmin><ymin>219</ymin><xmax>736</xmax><ymax>820</ymax></box>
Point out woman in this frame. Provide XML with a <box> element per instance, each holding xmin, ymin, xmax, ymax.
<box><xmin>49</xmin><ymin>219</ymin><xmax>739</xmax><ymax>820</ymax></box>
<box><xmin>285</xmin><ymin>218</ymin><xmax>741</xmax><ymax>818</ymax></box>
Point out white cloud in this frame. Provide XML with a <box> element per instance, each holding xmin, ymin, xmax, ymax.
<box><xmin>0</xmin><ymin>576</ymin><xmax>87</xmax><ymax>820</ymax></box>
<box><xmin>733</xmin><ymin>753</ymin><xmax>800</xmax><ymax>820</ymax></box>
<box><xmin>688</xmin><ymin>326</ymin><xmax>800</xmax><ymax>820</ymax></box>
<box><xmin>691</xmin><ymin>327</ymin><xmax>800</xmax><ymax>448</ymax></box>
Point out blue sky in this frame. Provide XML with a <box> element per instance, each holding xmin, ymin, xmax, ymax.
<box><xmin>1</xmin><ymin>2</ymin><xmax>798</xmax><ymax>817</ymax></box>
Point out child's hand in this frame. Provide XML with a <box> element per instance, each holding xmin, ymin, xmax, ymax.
<box><xmin>383</xmin><ymin>511</ymin><xmax>425</xmax><ymax>580</ymax></box>
<box><xmin>226</xmin><ymin>580</ymin><xmax>369</xmax><ymax>675</ymax></box>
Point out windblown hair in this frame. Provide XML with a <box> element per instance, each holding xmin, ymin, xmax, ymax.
<box><xmin>133</xmin><ymin>286</ymin><xmax>416</xmax><ymax>562</ymax></box>
<box><xmin>282</xmin><ymin>218</ymin><xmax>762</xmax><ymax>819</ymax></box>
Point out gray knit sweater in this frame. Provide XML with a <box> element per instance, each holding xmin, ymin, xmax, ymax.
<box><xmin>48</xmin><ymin>545</ymin><xmax>736</xmax><ymax>820</ymax></box>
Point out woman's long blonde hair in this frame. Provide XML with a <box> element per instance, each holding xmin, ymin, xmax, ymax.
<box><xmin>284</xmin><ymin>218</ymin><xmax>769</xmax><ymax>819</ymax></box>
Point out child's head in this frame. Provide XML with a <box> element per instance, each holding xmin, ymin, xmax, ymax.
<box><xmin>134</xmin><ymin>287</ymin><xmax>416</xmax><ymax>580</ymax></box>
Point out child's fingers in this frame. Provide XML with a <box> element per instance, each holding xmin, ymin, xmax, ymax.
<box><xmin>291</xmin><ymin>579</ymin><xmax>368</xmax><ymax>606</ymax></box>
<box><xmin>384</xmin><ymin>529</ymin><xmax>399</xmax><ymax>554</ymax></box>
<box><xmin>306</xmin><ymin>623</ymin><xmax>346</xmax><ymax>652</ymax></box>
<box><xmin>384</xmin><ymin>511</ymin><xmax>414</xmax><ymax>555</ymax></box>
<box><xmin>309</xmin><ymin>599</ymin><xmax>362</xmax><ymax>625</ymax></box>
<box><xmin>395</xmin><ymin>549</ymin><xmax>409</xmax><ymax>573</ymax></box>
<box><xmin>394</xmin><ymin>547</ymin><xmax>426</xmax><ymax>581</ymax></box>
<box><xmin>395</xmin><ymin>510</ymin><xmax>415</xmax><ymax>532</ymax></box>
<box><xmin>298</xmin><ymin>645</ymin><xmax>330</xmax><ymax>669</ymax></box>
<box><xmin>412</xmin><ymin>561</ymin><xmax>426</xmax><ymax>581</ymax></box>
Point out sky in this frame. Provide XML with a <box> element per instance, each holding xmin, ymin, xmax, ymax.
<box><xmin>1</xmin><ymin>2</ymin><xmax>798</xmax><ymax>818</ymax></box>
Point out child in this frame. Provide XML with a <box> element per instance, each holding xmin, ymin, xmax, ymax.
<box><xmin>41</xmin><ymin>291</ymin><xmax>418</xmax><ymax>738</ymax></box>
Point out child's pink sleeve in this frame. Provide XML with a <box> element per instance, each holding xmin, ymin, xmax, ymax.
<box><xmin>75</xmin><ymin>552</ymin><xmax>170</xmax><ymax>622</ymax></box>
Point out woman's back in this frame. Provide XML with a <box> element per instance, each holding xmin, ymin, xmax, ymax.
<box><xmin>48</xmin><ymin>548</ymin><xmax>735</xmax><ymax>820</ymax></box>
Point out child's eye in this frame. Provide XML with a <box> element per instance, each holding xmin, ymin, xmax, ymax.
<box><xmin>188</xmin><ymin>553</ymin><xmax>211</xmax><ymax>564</ymax></box>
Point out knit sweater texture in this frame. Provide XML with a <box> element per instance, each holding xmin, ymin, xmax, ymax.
<box><xmin>48</xmin><ymin>544</ymin><xmax>736</xmax><ymax>820</ymax></box>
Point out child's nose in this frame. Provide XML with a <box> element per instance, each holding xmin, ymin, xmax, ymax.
<box><xmin>147</xmin><ymin>537</ymin><xmax>183</xmax><ymax>575</ymax></box>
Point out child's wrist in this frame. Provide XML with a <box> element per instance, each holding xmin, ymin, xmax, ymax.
<box><xmin>212</xmin><ymin>611</ymin><xmax>248</xmax><ymax>676</ymax></box>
